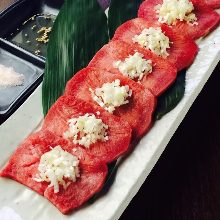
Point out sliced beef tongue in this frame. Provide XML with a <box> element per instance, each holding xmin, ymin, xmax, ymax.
<box><xmin>138</xmin><ymin>0</ymin><xmax>220</xmax><ymax>39</ymax></box>
<box><xmin>42</xmin><ymin>95</ymin><xmax>132</xmax><ymax>163</ymax></box>
<box><xmin>0</xmin><ymin>130</ymin><xmax>108</xmax><ymax>214</ymax></box>
<box><xmin>112</xmin><ymin>18</ymin><xmax>198</xmax><ymax>72</ymax></box>
<box><xmin>65</xmin><ymin>67</ymin><xmax>156</xmax><ymax>142</ymax></box>
<box><xmin>88</xmin><ymin>39</ymin><xmax>177</xmax><ymax>97</ymax></box>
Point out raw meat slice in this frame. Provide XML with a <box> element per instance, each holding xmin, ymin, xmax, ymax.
<box><xmin>112</xmin><ymin>18</ymin><xmax>198</xmax><ymax>71</ymax></box>
<box><xmin>0</xmin><ymin>130</ymin><xmax>107</xmax><ymax>214</ymax></box>
<box><xmin>138</xmin><ymin>0</ymin><xmax>220</xmax><ymax>39</ymax></box>
<box><xmin>88</xmin><ymin>40</ymin><xmax>177</xmax><ymax>96</ymax></box>
<box><xmin>204</xmin><ymin>0</ymin><xmax>220</xmax><ymax>9</ymax></box>
<box><xmin>42</xmin><ymin>95</ymin><xmax>132</xmax><ymax>163</ymax></box>
<box><xmin>65</xmin><ymin>67</ymin><xmax>156</xmax><ymax>141</ymax></box>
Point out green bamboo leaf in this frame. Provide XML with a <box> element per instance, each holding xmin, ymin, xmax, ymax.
<box><xmin>103</xmin><ymin>160</ymin><xmax>118</xmax><ymax>186</ymax></box>
<box><xmin>108</xmin><ymin>0</ymin><xmax>144</xmax><ymax>39</ymax></box>
<box><xmin>42</xmin><ymin>0</ymin><xmax>109</xmax><ymax>116</ymax></box>
<box><xmin>154</xmin><ymin>68</ymin><xmax>186</xmax><ymax>120</ymax></box>
<box><xmin>88</xmin><ymin>160</ymin><xmax>118</xmax><ymax>204</ymax></box>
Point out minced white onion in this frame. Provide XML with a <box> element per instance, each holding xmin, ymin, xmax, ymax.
<box><xmin>155</xmin><ymin>0</ymin><xmax>198</xmax><ymax>26</ymax></box>
<box><xmin>63</xmin><ymin>113</ymin><xmax>108</xmax><ymax>148</ymax></box>
<box><xmin>33</xmin><ymin>145</ymin><xmax>80</xmax><ymax>193</ymax></box>
<box><xmin>113</xmin><ymin>52</ymin><xmax>153</xmax><ymax>81</ymax></box>
<box><xmin>89</xmin><ymin>79</ymin><xmax>132</xmax><ymax>113</ymax></box>
<box><xmin>132</xmin><ymin>27</ymin><xmax>170</xmax><ymax>58</ymax></box>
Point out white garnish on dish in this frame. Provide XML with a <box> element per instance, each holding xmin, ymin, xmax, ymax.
<box><xmin>89</xmin><ymin>79</ymin><xmax>132</xmax><ymax>113</ymax></box>
<box><xmin>155</xmin><ymin>0</ymin><xmax>198</xmax><ymax>26</ymax></box>
<box><xmin>113</xmin><ymin>52</ymin><xmax>153</xmax><ymax>81</ymax></box>
<box><xmin>33</xmin><ymin>145</ymin><xmax>80</xmax><ymax>193</ymax></box>
<box><xmin>0</xmin><ymin>64</ymin><xmax>24</xmax><ymax>88</ymax></box>
<box><xmin>63</xmin><ymin>113</ymin><xmax>109</xmax><ymax>148</ymax></box>
<box><xmin>132</xmin><ymin>27</ymin><xmax>170</xmax><ymax>58</ymax></box>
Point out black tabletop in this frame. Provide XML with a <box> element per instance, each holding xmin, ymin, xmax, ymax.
<box><xmin>120</xmin><ymin>61</ymin><xmax>220</xmax><ymax>220</ymax></box>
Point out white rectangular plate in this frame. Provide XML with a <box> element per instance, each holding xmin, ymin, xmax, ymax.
<box><xmin>0</xmin><ymin>12</ymin><xmax>220</xmax><ymax>220</ymax></box>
